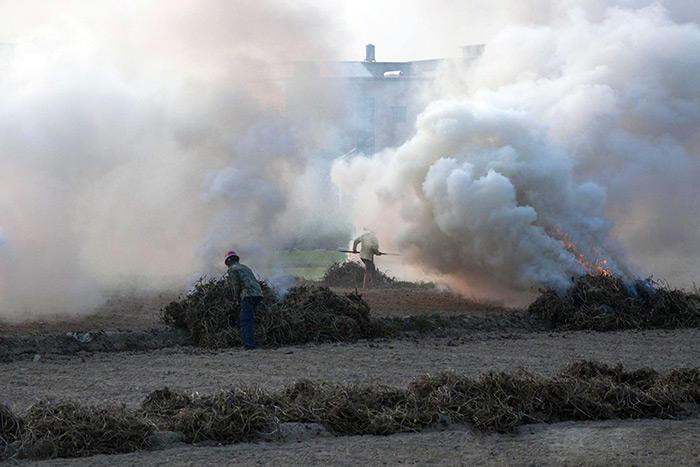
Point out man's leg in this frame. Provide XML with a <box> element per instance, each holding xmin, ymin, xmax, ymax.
<box><xmin>361</xmin><ymin>258</ymin><xmax>369</xmax><ymax>288</ymax></box>
<box><xmin>240</xmin><ymin>296</ymin><xmax>261</xmax><ymax>349</ymax></box>
<box><xmin>361</xmin><ymin>258</ymin><xmax>375</xmax><ymax>289</ymax></box>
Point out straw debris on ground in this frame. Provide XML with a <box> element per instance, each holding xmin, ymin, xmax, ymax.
<box><xmin>2</xmin><ymin>361</ymin><xmax>699</xmax><ymax>461</ymax></box>
<box><xmin>0</xmin><ymin>402</ymin><xmax>22</xmax><ymax>454</ymax></box>
<box><xmin>15</xmin><ymin>401</ymin><xmax>155</xmax><ymax>459</ymax></box>
<box><xmin>528</xmin><ymin>273</ymin><xmax>700</xmax><ymax>331</ymax></box>
<box><xmin>276</xmin><ymin>379</ymin><xmax>432</xmax><ymax>436</ymax></box>
<box><xmin>143</xmin><ymin>387</ymin><xmax>277</xmax><ymax>444</ymax></box>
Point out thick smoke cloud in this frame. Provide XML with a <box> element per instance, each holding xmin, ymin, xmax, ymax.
<box><xmin>0</xmin><ymin>0</ymin><xmax>349</xmax><ymax>321</ymax></box>
<box><xmin>333</xmin><ymin>3</ymin><xmax>700</xmax><ymax>303</ymax></box>
<box><xmin>3</xmin><ymin>0</ymin><xmax>700</xmax><ymax>319</ymax></box>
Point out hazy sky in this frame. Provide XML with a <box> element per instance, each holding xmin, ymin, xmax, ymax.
<box><xmin>3</xmin><ymin>1</ymin><xmax>699</xmax><ymax>61</ymax></box>
<box><xmin>297</xmin><ymin>0</ymin><xmax>700</xmax><ymax>62</ymax></box>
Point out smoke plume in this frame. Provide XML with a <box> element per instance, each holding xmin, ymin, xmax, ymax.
<box><xmin>2</xmin><ymin>1</ymin><xmax>700</xmax><ymax>319</ymax></box>
<box><xmin>0</xmin><ymin>0</ymin><xmax>348</xmax><ymax>320</ymax></box>
<box><xmin>333</xmin><ymin>3</ymin><xmax>700</xmax><ymax>303</ymax></box>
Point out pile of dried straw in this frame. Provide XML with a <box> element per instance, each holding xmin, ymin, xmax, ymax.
<box><xmin>528</xmin><ymin>273</ymin><xmax>700</xmax><ymax>331</ymax></box>
<box><xmin>319</xmin><ymin>260</ymin><xmax>394</xmax><ymax>288</ymax></box>
<box><xmin>13</xmin><ymin>401</ymin><xmax>154</xmax><ymax>459</ymax></box>
<box><xmin>160</xmin><ymin>278</ymin><xmax>382</xmax><ymax>348</ymax></box>
<box><xmin>142</xmin><ymin>387</ymin><xmax>276</xmax><ymax>444</ymax></box>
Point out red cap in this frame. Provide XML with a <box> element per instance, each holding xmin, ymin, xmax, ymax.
<box><xmin>224</xmin><ymin>251</ymin><xmax>239</xmax><ymax>265</ymax></box>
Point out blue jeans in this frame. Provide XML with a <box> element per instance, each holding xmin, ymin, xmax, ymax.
<box><xmin>240</xmin><ymin>296</ymin><xmax>262</xmax><ymax>349</ymax></box>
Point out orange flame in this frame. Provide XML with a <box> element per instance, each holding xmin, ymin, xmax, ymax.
<box><xmin>553</xmin><ymin>228</ymin><xmax>613</xmax><ymax>277</ymax></box>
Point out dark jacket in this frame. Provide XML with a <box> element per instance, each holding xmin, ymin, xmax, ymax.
<box><xmin>227</xmin><ymin>263</ymin><xmax>263</xmax><ymax>300</ymax></box>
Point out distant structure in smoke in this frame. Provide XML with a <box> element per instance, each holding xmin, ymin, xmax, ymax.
<box><xmin>460</xmin><ymin>44</ymin><xmax>485</xmax><ymax>60</ymax></box>
<box><xmin>364</xmin><ymin>43</ymin><xmax>376</xmax><ymax>62</ymax></box>
<box><xmin>276</xmin><ymin>43</ymin><xmax>484</xmax><ymax>156</ymax></box>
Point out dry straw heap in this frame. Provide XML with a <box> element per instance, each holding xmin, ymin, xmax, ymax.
<box><xmin>160</xmin><ymin>270</ymin><xmax>385</xmax><ymax>349</ymax></box>
<box><xmin>161</xmin><ymin>266</ymin><xmax>700</xmax><ymax>349</ymax></box>
<box><xmin>141</xmin><ymin>387</ymin><xmax>276</xmax><ymax>444</ymax></box>
<box><xmin>528</xmin><ymin>273</ymin><xmax>700</xmax><ymax>331</ymax></box>
<box><xmin>159</xmin><ymin>260</ymin><xmax>452</xmax><ymax>351</ymax></box>
<box><xmin>319</xmin><ymin>260</ymin><xmax>394</xmax><ymax>288</ymax></box>
<box><xmin>1</xmin><ymin>401</ymin><xmax>155</xmax><ymax>459</ymax></box>
<box><xmin>3</xmin><ymin>361</ymin><xmax>700</xmax><ymax>460</ymax></box>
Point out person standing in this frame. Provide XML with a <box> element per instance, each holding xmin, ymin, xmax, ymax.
<box><xmin>352</xmin><ymin>230</ymin><xmax>382</xmax><ymax>289</ymax></box>
<box><xmin>225</xmin><ymin>251</ymin><xmax>263</xmax><ymax>350</ymax></box>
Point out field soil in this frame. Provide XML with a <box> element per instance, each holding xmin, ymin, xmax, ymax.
<box><xmin>2</xmin><ymin>285</ymin><xmax>700</xmax><ymax>466</ymax></box>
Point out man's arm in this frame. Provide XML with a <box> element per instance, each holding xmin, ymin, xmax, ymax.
<box><xmin>371</xmin><ymin>236</ymin><xmax>380</xmax><ymax>256</ymax></box>
<box><xmin>228</xmin><ymin>269</ymin><xmax>241</xmax><ymax>301</ymax></box>
<box><xmin>352</xmin><ymin>236</ymin><xmax>361</xmax><ymax>253</ymax></box>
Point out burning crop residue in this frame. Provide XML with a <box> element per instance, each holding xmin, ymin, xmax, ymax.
<box><xmin>528</xmin><ymin>272</ymin><xmax>700</xmax><ymax>331</ymax></box>
<box><xmin>551</xmin><ymin>227</ymin><xmax>615</xmax><ymax>278</ymax></box>
<box><xmin>333</xmin><ymin>4</ymin><xmax>700</xmax><ymax>303</ymax></box>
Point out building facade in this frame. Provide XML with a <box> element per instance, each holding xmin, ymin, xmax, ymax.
<box><xmin>280</xmin><ymin>44</ymin><xmax>484</xmax><ymax>157</ymax></box>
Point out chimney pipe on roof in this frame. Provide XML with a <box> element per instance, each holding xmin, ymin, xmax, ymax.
<box><xmin>365</xmin><ymin>44</ymin><xmax>375</xmax><ymax>62</ymax></box>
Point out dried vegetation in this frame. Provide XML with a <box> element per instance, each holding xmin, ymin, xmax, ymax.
<box><xmin>161</xmin><ymin>268</ymin><xmax>700</xmax><ymax>351</ymax></box>
<box><xmin>528</xmin><ymin>273</ymin><xmax>700</xmax><ymax>331</ymax></box>
<box><xmin>160</xmin><ymin>277</ymin><xmax>383</xmax><ymax>348</ymax></box>
<box><xmin>5</xmin><ymin>265</ymin><xmax>700</xmax><ymax>461</ymax></box>
<box><xmin>319</xmin><ymin>260</ymin><xmax>395</xmax><ymax>288</ymax></box>
<box><xmin>2</xmin><ymin>361</ymin><xmax>699</xmax><ymax>461</ymax></box>
<box><xmin>11</xmin><ymin>401</ymin><xmax>155</xmax><ymax>459</ymax></box>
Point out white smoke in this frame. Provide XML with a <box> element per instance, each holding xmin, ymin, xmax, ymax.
<box><xmin>333</xmin><ymin>3</ymin><xmax>700</xmax><ymax>303</ymax></box>
<box><xmin>0</xmin><ymin>0</ymin><xmax>350</xmax><ymax>320</ymax></box>
<box><xmin>3</xmin><ymin>0</ymin><xmax>700</xmax><ymax>319</ymax></box>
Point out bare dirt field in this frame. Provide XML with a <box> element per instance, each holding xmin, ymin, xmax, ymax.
<box><xmin>2</xmin><ymin>286</ymin><xmax>700</xmax><ymax>466</ymax></box>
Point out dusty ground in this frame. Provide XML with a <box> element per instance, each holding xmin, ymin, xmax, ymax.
<box><xmin>2</xmin><ymin>285</ymin><xmax>700</xmax><ymax>466</ymax></box>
